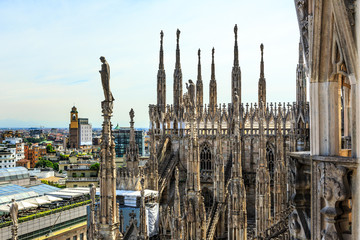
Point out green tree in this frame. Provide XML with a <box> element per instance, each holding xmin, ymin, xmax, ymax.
<box><xmin>35</xmin><ymin>159</ymin><xmax>54</xmax><ymax>169</ymax></box>
<box><xmin>60</xmin><ymin>154</ymin><xmax>69</xmax><ymax>160</ymax></box>
<box><xmin>46</xmin><ymin>144</ymin><xmax>56</xmax><ymax>153</ymax></box>
<box><xmin>52</xmin><ymin>162</ymin><xmax>59</xmax><ymax>171</ymax></box>
<box><xmin>90</xmin><ymin>162</ymin><xmax>100</xmax><ymax>171</ymax></box>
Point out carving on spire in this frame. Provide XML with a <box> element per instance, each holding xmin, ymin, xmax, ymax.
<box><xmin>157</xmin><ymin>30</ymin><xmax>166</xmax><ymax>112</ymax></box>
<box><xmin>296</xmin><ymin>39</ymin><xmax>306</xmax><ymax>106</ymax></box>
<box><xmin>129</xmin><ymin>108</ymin><xmax>135</xmax><ymax>143</ymax></box>
<box><xmin>173</xmin><ymin>28</ymin><xmax>183</xmax><ymax>115</ymax></box>
<box><xmin>126</xmin><ymin>108</ymin><xmax>139</xmax><ymax>175</ymax></box>
<box><xmin>232</xmin><ymin>24</ymin><xmax>241</xmax><ymax>105</ymax></box>
<box><xmin>258</xmin><ymin>43</ymin><xmax>266</xmax><ymax>106</ymax></box>
<box><xmin>176</xmin><ymin>29</ymin><xmax>181</xmax><ymax>69</ymax></box>
<box><xmin>197</xmin><ymin>49</ymin><xmax>202</xmax><ymax>81</ymax></box>
<box><xmin>211</xmin><ymin>47</ymin><xmax>215</xmax><ymax>80</ymax></box>
<box><xmin>196</xmin><ymin>49</ymin><xmax>203</xmax><ymax>111</ymax></box>
<box><xmin>159</xmin><ymin>30</ymin><xmax>164</xmax><ymax>70</ymax></box>
<box><xmin>209</xmin><ymin>48</ymin><xmax>217</xmax><ymax>112</ymax></box>
<box><xmin>260</xmin><ymin>43</ymin><xmax>264</xmax><ymax>78</ymax></box>
<box><xmin>98</xmin><ymin>58</ymin><xmax>122</xmax><ymax>239</ymax></box>
<box><xmin>234</xmin><ymin>24</ymin><xmax>239</xmax><ymax>66</ymax></box>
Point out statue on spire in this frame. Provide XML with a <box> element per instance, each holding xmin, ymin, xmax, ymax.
<box><xmin>160</xmin><ymin>30</ymin><xmax>163</xmax><ymax>45</ymax></box>
<box><xmin>99</xmin><ymin>56</ymin><xmax>114</xmax><ymax>102</ymax></box>
<box><xmin>130</xmin><ymin>108</ymin><xmax>135</xmax><ymax>124</ymax></box>
<box><xmin>176</xmin><ymin>29</ymin><xmax>181</xmax><ymax>44</ymax></box>
<box><xmin>234</xmin><ymin>24</ymin><xmax>238</xmax><ymax>41</ymax></box>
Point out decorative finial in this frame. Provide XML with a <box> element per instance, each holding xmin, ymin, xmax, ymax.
<box><xmin>175</xmin><ymin>29</ymin><xmax>181</xmax><ymax>68</ymax></box>
<box><xmin>176</xmin><ymin>29</ymin><xmax>180</xmax><ymax>44</ymax></box>
<box><xmin>159</xmin><ymin>30</ymin><xmax>164</xmax><ymax>70</ymax></box>
<box><xmin>197</xmin><ymin>48</ymin><xmax>202</xmax><ymax>82</ymax></box>
<box><xmin>234</xmin><ymin>24</ymin><xmax>238</xmax><ymax>40</ymax></box>
<box><xmin>160</xmin><ymin>30</ymin><xmax>163</xmax><ymax>45</ymax></box>
<box><xmin>233</xmin><ymin>24</ymin><xmax>239</xmax><ymax>67</ymax></box>
<box><xmin>211</xmin><ymin>48</ymin><xmax>215</xmax><ymax>80</ymax></box>
<box><xmin>260</xmin><ymin>43</ymin><xmax>265</xmax><ymax>78</ymax></box>
<box><xmin>129</xmin><ymin>108</ymin><xmax>134</xmax><ymax>123</ymax></box>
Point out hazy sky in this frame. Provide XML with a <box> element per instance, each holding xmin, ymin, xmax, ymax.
<box><xmin>0</xmin><ymin>0</ymin><xmax>300</xmax><ymax>128</ymax></box>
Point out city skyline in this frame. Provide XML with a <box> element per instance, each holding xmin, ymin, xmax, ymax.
<box><xmin>0</xmin><ymin>0</ymin><xmax>300</xmax><ymax>128</ymax></box>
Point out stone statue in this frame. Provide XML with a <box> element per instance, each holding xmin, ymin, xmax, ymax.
<box><xmin>234</xmin><ymin>89</ymin><xmax>240</xmax><ymax>117</ymax></box>
<box><xmin>186</xmin><ymin>80</ymin><xmax>195</xmax><ymax>108</ymax></box>
<box><xmin>10</xmin><ymin>199</ymin><xmax>18</xmax><ymax>226</ymax></box>
<box><xmin>99</xmin><ymin>56</ymin><xmax>114</xmax><ymax>102</ymax></box>
<box><xmin>90</xmin><ymin>183</ymin><xmax>96</xmax><ymax>201</ymax></box>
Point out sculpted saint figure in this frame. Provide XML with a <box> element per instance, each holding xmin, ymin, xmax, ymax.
<box><xmin>99</xmin><ymin>56</ymin><xmax>114</xmax><ymax>102</ymax></box>
<box><xmin>186</xmin><ymin>80</ymin><xmax>195</xmax><ymax>108</ymax></box>
<box><xmin>9</xmin><ymin>199</ymin><xmax>18</xmax><ymax>225</ymax></box>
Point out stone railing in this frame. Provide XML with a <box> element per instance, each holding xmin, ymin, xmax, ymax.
<box><xmin>66</xmin><ymin>177</ymin><xmax>98</xmax><ymax>182</ymax></box>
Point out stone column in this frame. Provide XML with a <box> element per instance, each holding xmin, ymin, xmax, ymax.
<box><xmin>310</xmin><ymin>81</ymin><xmax>340</xmax><ymax>156</ymax></box>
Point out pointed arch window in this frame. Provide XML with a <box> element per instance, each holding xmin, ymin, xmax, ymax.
<box><xmin>200</xmin><ymin>143</ymin><xmax>212</xmax><ymax>171</ymax></box>
<box><xmin>266</xmin><ymin>143</ymin><xmax>275</xmax><ymax>217</ymax></box>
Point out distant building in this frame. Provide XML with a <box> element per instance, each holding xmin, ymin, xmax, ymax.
<box><xmin>113</xmin><ymin>125</ymin><xmax>144</xmax><ymax>158</ymax></box>
<box><xmin>25</xmin><ymin>145</ymin><xmax>46</xmax><ymax>168</ymax></box>
<box><xmin>29</xmin><ymin>128</ymin><xmax>43</xmax><ymax>138</ymax></box>
<box><xmin>0</xmin><ymin>148</ymin><xmax>16</xmax><ymax>168</ymax></box>
<box><xmin>68</xmin><ymin>106</ymin><xmax>93</xmax><ymax>149</ymax></box>
<box><xmin>65</xmin><ymin>164</ymin><xmax>99</xmax><ymax>188</ymax></box>
<box><xmin>78</xmin><ymin>118</ymin><xmax>92</xmax><ymax>146</ymax></box>
<box><xmin>16</xmin><ymin>159</ymin><xmax>30</xmax><ymax>169</ymax></box>
<box><xmin>69</xmin><ymin>106</ymin><xmax>79</xmax><ymax>148</ymax></box>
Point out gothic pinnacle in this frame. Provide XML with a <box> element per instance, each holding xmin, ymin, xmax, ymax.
<box><xmin>197</xmin><ymin>49</ymin><xmax>202</xmax><ymax>81</ymax></box>
<box><xmin>260</xmin><ymin>43</ymin><xmax>264</xmax><ymax>78</ymax></box>
<box><xmin>129</xmin><ymin>108</ymin><xmax>135</xmax><ymax>143</ymax></box>
<box><xmin>175</xmin><ymin>29</ymin><xmax>181</xmax><ymax>69</ymax></box>
<box><xmin>159</xmin><ymin>30</ymin><xmax>164</xmax><ymax>70</ymax></box>
<box><xmin>211</xmin><ymin>47</ymin><xmax>215</xmax><ymax>80</ymax></box>
<box><xmin>234</xmin><ymin>24</ymin><xmax>239</xmax><ymax>66</ymax></box>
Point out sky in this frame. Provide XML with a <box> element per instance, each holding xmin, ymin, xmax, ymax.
<box><xmin>0</xmin><ymin>0</ymin><xmax>301</xmax><ymax>128</ymax></box>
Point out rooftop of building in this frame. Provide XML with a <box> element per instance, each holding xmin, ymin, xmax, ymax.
<box><xmin>0</xmin><ymin>167</ymin><xmax>29</xmax><ymax>182</ymax></box>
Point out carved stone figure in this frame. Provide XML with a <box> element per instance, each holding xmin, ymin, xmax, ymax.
<box><xmin>10</xmin><ymin>199</ymin><xmax>18</xmax><ymax>226</ymax></box>
<box><xmin>186</xmin><ymin>79</ymin><xmax>195</xmax><ymax>109</ymax></box>
<box><xmin>99</xmin><ymin>56</ymin><xmax>114</xmax><ymax>102</ymax></box>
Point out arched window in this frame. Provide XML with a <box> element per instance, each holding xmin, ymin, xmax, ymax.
<box><xmin>201</xmin><ymin>187</ymin><xmax>213</xmax><ymax>213</ymax></box>
<box><xmin>266</xmin><ymin>143</ymin><xmax>275</xmax><ymax>217</ymax></box>
<box><xmin>200</xmin><ymin>143</ymin><xmax>212</xmax><ymax>171</ymax></box>
<box><xmin>266</xmin><ymin>144</ymin><xmax>274</xmax><ymax>186</ymax></box>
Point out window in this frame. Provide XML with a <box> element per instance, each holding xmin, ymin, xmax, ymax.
<box><xmin>80</xmin><ymin>233</ymin><xmax>84</xmax><ymax>240</ymax></box>
<box><xmin>266</xmin><ymin>143</ymin><xmax>275</xmax><ymax>217</ymax></box>
<box><xmin>73</xmin><ymin>236</ymin><xmax>77</xmax><ymax>240</ymax></box>
<box><xmin>200</xmin><ymin>143</ymin><xmax>212</xmax><ymax>171</ymax></box>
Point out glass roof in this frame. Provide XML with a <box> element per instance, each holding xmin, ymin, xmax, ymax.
<box><xmin>0</xmin><ymin>167</ymin><xmax>29</xmax><ymax>182</ymax></box>
<box><xmin>27</xmin><ymin>184</ymin><xmax>59</xmax><ymax>196</ymax></box>
<box><xmin>0</xmin><ymin>184</ymin><xmax>28</xmax><ymax>196</ymax></box>
<box><xmin>0</xmin><ymin>191</ymin><xmax>39</xmax><ymax>205</ymax></box>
